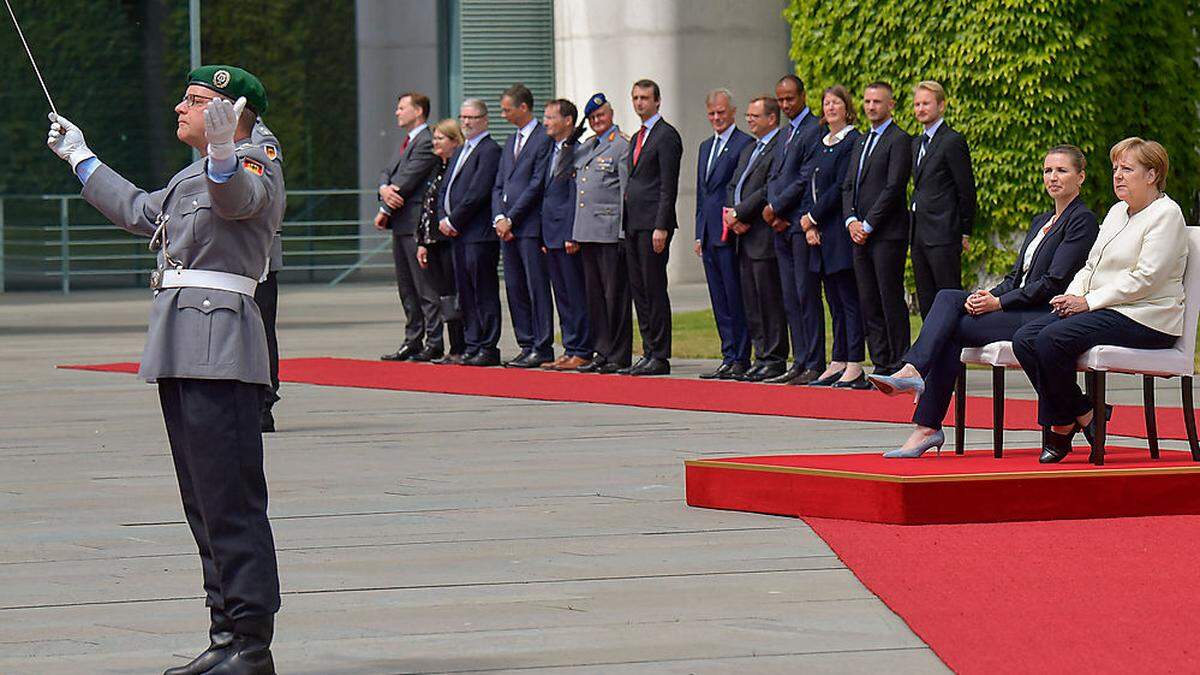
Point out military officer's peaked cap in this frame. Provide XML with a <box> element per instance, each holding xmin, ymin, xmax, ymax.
<box><xmin>583</xmin><ymin>92</ymin><xmax>608</xmax><ymax>118</ymax></box>
<box><xmin>188</xmin><ymin>65</ymin><xmax>269</xmax><ymax>115</ymax></box>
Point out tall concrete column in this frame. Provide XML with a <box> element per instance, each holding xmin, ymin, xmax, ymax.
<box><xmin>554</xmin><ymin>0</ymin><xmax>792</xmax><ymax>283</ymax></box>
<box><xmin>355</xmin><ymin>0</ymin><xmax>443</xmax><ymax>270</ymax></box>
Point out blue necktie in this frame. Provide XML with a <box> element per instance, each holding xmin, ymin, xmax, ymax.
<box><xmin>734</xmin><ymin>140</ymin><xmax>766</xmax><ymax>204</ymax></box>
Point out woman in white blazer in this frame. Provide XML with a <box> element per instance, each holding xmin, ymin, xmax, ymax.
<box><xmin>1013</xmin><ymin>137</ymin><xmax>1188</xmax><ymax>463</ymax></box>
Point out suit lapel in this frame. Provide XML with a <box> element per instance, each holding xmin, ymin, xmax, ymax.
<box><xmin>914</xmin><ymin>123</ymin><xmax>946</xmax><ymax>183</ymax></box>
<box><xmin>862</xmin><ymin>123</ymin><xmax>893</xmax><ymax>180</ymax></box>
<box><xmin>1026</xmin><ymin>199</ymin><xmax>1080</xmax><ymax>272</ymax></box>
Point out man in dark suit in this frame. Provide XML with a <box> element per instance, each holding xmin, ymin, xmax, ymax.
<box><xmin>376</xmin><ymin>92</ymin><xmax>441</xmax><ymax>362</ymax></box>
<box><xmin>493</xmin><ymin>83</ymin><xmax>555</xmax><ymax>368</ymax></box>
<box><xmin>622</xmin><ymin>78</ymin><xmax>683</xmax><ymax>376</ymax></box>
<box><xmin>439</xmin><ymin>98</ymin><xmax>503</xmax><ymax>366</ymax></box>
<box><xmin>694</xmin><ymin>88</ymin><xmax>753</xmax><ymax>379</ymax></box>
<box><xmin>842</xmin><ymin>82</ymin><xmax>913</xmax><ymax>375</ymax></box>
<box><xmin>725</xmin><ymin>95</ymin><xmax>788</xmax><ymax>380</ymax></box>
<box><xmin>909</xmin><ymin>80</ymin><xmax>977</xmax><ymax>317</ymax></box>
<box><xmin>763</xmin><ymin>74</ymin><xmax>824</xmax><ymax>384</ymax></box>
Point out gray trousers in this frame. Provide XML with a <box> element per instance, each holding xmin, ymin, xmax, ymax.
<box><xmin>392</xmin><ymin>232</ymin><xmax>443</xmax><ymax>350</ymax></box>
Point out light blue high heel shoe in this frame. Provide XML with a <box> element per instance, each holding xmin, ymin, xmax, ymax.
<box><xmin>866</xmin><ymin>373</ymin><xmax>926</xmax><ymax>402</ymax></box>
<box><xmin>883</xmin><ymin>429</ymin><xmax>945</xmax><ymax>458</ymax></box>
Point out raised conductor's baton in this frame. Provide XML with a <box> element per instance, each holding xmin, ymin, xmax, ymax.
<box><xmin>4</xmin><ymin>0</ymin><xmax>58</xmax><ymax>115</ymax></box>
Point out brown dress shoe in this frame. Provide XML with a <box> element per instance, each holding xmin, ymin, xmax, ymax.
<box><xmin>541</xmin><ymin>354</ymin><xmax>569</xmax><ymax>370</ymax></box>
<box><xmin>554</xmin><ymin>356</ymin><xmax>591</xmax><ymax>371</ymax></box>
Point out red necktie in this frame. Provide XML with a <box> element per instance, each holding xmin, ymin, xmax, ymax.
<box><xmin>400</xmin><ymin>136</ymin><xmax>410</xmax><ymax>153</ymax></box>
<box><xmin>632</xmin><ymin>126</ymin><xmax>647</xmax><ymax>166</ymax></box>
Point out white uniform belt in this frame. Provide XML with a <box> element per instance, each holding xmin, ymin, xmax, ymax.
<box><xmin>159</xmin><ymin>268</ymin><xmax>258</xmax><ymax>296</ymax></box>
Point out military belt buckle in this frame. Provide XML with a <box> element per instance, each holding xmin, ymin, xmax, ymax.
<box><xmin>149</xmin><ymin>269</ymin><xmax>163</xmax><ymax>289</ymax></box>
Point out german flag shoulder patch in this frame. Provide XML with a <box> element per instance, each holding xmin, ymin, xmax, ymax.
<box><xmin>242</xmin><ymin>158</ymin><xmax>265</xmax><ymax>176</ymax></box>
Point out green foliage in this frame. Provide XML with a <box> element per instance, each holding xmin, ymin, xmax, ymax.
<box><xmin>784</xmin><ymin>0</ymin><xmax>1200</xmax><ymax>288</ymax></box>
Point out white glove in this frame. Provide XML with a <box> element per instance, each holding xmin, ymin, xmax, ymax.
<box><xmin>46</xmin><ymin>113</ymin><xmax>96</xmax><ymax>170</ymax></box>
<box><xmin>204</xmin><ymin>96</ymin><xmax>247</xmax><ymax>161</ymax></box>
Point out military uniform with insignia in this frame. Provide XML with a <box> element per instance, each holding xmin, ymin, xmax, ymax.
<box><xmin>573</xmin><ymin>93</ymin><xmax>634</xmax><ymax>372</ymax></box>
<box><xmin>251</xmin><ymin>119</ymin><xmax>284</xmax><ymax>431</ymax></box>
<box><xmin>48</xmin><ymin>65</ymin><xmax>283</xmax><ymax>675</ymax></box>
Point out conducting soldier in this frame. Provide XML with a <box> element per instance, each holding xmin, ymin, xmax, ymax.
<box><xmin>252</xmin><ymin>119</ymin><xmax>284</xmax><ymax>433</ymax></box>
<box><xmin>573</xmin><ymin>93</ymin><xmax>633</xmax><ymax>374</ymax></box>
<box><xmin>47</xmin><ymin>65</ymin><xmax>283</xmax><ymax>675</ymax></box>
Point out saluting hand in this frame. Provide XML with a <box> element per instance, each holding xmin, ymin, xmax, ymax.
<box><xmin>204</xmin><ymin>96</ymin><xmax>247</xmax><ymax>161</ymax></box>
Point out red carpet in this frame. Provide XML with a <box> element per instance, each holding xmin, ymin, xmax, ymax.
<box><xmin>806</xmin><ymin>515</ymin><xmax>1200</xmax><ymax>673</ymax></box>
<box><xmin>59</xmin><ymin>357</ymin><xmax>1200</xmax><ymax>440</ymax></box>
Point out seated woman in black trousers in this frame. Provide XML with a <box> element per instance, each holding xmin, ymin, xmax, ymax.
<box><xmin>1013</xmin><ymin>137</ymin><xmax>1188</xmax><ymax>463</ymax></box>
<box><xmin>868</xmin><ymin>145</ymin><xmax>1098</xmax><ymax>457</ymax></box>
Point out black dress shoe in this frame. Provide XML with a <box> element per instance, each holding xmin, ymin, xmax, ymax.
<box><xmin>1081</xmin><ymin>404</ymin><xmax>1114</xmax><ymax>448</ymax></box>
<box><xmin>764</xmin><ymin>363</ymin><xmax>803</xmax><ymax>384</ymax></box>
<box><xmin>204</xmin><ymin>616</ymin><xmax>275</xmax><ymax>675</ymax></box>
<box><xmin>463</xmin><ymin>350</ymin><xmax>501</xmax><ymax>367</ymax></box>
<box><xmin>598</xmin><ymin>361</ymin><xmax>625</xmax><ymax>374</ymax></box>
<box><xmin>699</xmin><ymin>362</ymin><xmax>733</xmax><ymax>380</ymax></box>
<box><xmin>629</xmin><ymin>357</ymin><xmax>670</xmax><ymax>376</ymax></box>
<box><xmin>721</xmin><ymin>363</ymin><xmax>748</xmax><ymax>380</ymax></box>
<box><xmin>504</xmin><ymin>349</ymin><xmax>533</xmax><ymax>367</ymax></box>
<box><xmin>578</xmin><ymin>357</ymin><xmax>607</xmax><ymax>373</ymax></box>
<box><xmin>831</xmin><ymin>372</ymin><xmax>870</xmax><ymax>389</ymax></box>
<box><xmin>1039</xmin><ymin>427</ymin><xmax>1077</xmax><ymax>464</ymax></box>
<box><xmin>808</xmin><ymin>369</ymin><xmax>845</xmax><ymax>387</ymax></box>
<box><xmin>164</xmin><ymin>611</ymin><xmax>234</xmax><ymax>675</ymax></box>
<box><xmin>790</xmin><ymin>368</ymin><xmax>823</xmax><ymax>385</ymax></box>
<box><xmin>618</xmin><ymin>356</ymin><xmax>652</xmax><ymax>375</ymax></box>
<box><xmin>511</xmin><ymin>352</ymin><xmax>554</xmax><ymax>368</ymax></box>
<box><xmin>747</xmin><ymin>362</ymin><xmax>786</xmax><ymax>382</ymax></box>
<box><xmin>381</xmin><ymin>343</ymin><xmax>422</xmax><ymax>361</ymax></box>
<box><xmin>408</xmin><ymin>345</ymin><xmax>444</xmax><ymax>363</ymax></box>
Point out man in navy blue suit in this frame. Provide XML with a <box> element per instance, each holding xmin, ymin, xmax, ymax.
<box><xmin>439</xmin><ymin>98</ymin><xmax>503</xmax><ymax>366</ymax></box>
<box><xmin>693</xmin><ymin>88</ymin><xmax>753</xmax><ymax>380</ymax></box>
<box><xmin>540</xmin><ymin>98</ymin><xmax>594</xmax><ymax>371</ymax></box>
<box><xmin>763</xmin><ymin>74</ymin><xmax>824</xmax><ymax>385</ymax></box>
<box><xmin>493</xmin><ymin>83</ymin><xmax>555</xmax><ymax>368</ymax></box>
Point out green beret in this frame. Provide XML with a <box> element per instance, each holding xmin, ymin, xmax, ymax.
<box><xmin>187</xmin><ymin>65</ymin><xmax>268</xmax><ymax>115</ymax></box>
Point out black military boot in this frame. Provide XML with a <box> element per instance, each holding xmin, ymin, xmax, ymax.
<box><xmin>163</xmin><ymin>609</ymin><xmax>235</xmax><ymax>675</ymax></box>
<box><xmin>204</xmin><ymin>615</ymin><xmax>276</xmax><ymax>675</ymax></box>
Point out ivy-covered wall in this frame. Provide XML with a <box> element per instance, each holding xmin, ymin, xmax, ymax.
<box><xmin>785</xmin><ymin>0</ymin><xmax>1200</xmax><ymax>287</ymax></box>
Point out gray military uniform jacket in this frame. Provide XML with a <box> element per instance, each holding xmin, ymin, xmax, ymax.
<box><xmin>81</xmin><ymin>141</ymin><xmax>285</xmax><ymax>385</ymax></box>
<box><xmin>572</xmin><ymin>126</ymin><xmax>630</xmax><ymax>243</ymax></box>
<box><xmin>253</xmin><ymin>119</ymin><xmax>285</xmax><ymax>271</ymax></box>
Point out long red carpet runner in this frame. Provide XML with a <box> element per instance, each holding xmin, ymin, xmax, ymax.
<box><xmin>61</xmin><ymin>357</ymin><xmax>1199</xmax><ymax>440</ymax></box>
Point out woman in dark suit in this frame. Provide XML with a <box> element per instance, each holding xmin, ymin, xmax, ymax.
<box><xmin>869</xmin><ymin>145</ymin><xmax>1099</xmax><ymax>457</ymax></box>
<box><xmin>415</xmin><ymin>119</ymin><xmax>466</xmax><ymax>363</ymax></box>
<box><xmin>800</xmin><ymin>85</ymin><xmax>866</xmax><ymax>388</ymax></box>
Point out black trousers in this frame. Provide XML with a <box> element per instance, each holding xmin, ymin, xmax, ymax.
<box><xmin>581</xmin><ymin>242</ymin><xmax>632</xmax><ymax>367</ymax></box>
<box><xmin>912</xmin><ymin>240</ymin><xmax>962</xmax><ymax>318</ymax></box>
<box><xmin>624</xmin><ymin>229</ymin><xmax>672</xmax><ymax>360</ymax></box>
<box><xmin>252</xmin><ymin>271</ymin><xmax>280</xmax><ymax>410</ymax></box>
<box><xmin>853</xmin><ymin>238</ymin><xmax>910</xmax><ymax>371</ymax></box>
<box><xmin>454</xmin><ymin>240</ymin><xmax>502</xmax><ymax>355</ymax></box>
<box><xmin>738</xmin><ymin>249</ymin><xmax>788</xmax><ymax>366</ymax></box>
<box><xmin>1013</xmin><ymin>309</ymin><xmax>1176</xmax><ymax>426</ymax></box>
<box><xmin>392</xmin><ymin>231</ymin><xmax>441</xmax><ymax>349</ymax></box>
<box><xmin>418</xmin><ymin>241</ymin><xmax>465</xmax><ymax>355</ymax></box>
<box><xmin>158</xmin><ymin>378</ymin><xmax>280</xmax><ymax>621</ymax></box>
<box><xmin>823</xmin><ymin>268</ymin><xmax>865</xmax><ymax>363</ymax></box>
<box><xmin>904</xmin><ymin>289</ymin><xmax>1046</xmax><ymax>429</ymax></box>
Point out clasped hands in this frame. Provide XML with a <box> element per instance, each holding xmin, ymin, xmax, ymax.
<box><xmin>1049</xmin><ymin>294</ymin><xmax>1089</xmax><ymax>317</ymax></box>
<box><xmin>494</xmin><ymin>217</ymin><xmax>516</xmax><ymax>242</ymax></box>
<box><xmin>379</xmin><ymin>184</ymin><xmax>404</xmax><ymax>210</ymax></box>
<box><xmin>963</xmin><ymin>290</ymin><xmax>1001</xmax><ymax>316</ymax></box>
<box><xmin>722</xmin><ymin>208</ymin><xmax>749</xmax><ymax>236</ymax></box>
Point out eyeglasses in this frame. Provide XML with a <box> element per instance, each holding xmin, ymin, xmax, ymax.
<box><xmin>179</xmin><ymin>93</ymin><xmax>220</xmax><ymax>109</ymax></box>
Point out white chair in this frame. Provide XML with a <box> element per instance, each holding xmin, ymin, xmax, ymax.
<box><xmin>1076</xmin><ymin>227</ymin><xmax>1200</xmax><ymax>465</ymax></box>
<box><xmin>956</xmin><ymin>341</ymin><xmax>1020</xmax><ymax>458</ymax></box>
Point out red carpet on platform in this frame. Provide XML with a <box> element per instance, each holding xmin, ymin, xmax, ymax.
<box><xmin>806</xmin><ymin>515</ymin><xmax>1200</xmax><ymax>673</ymax></box>
<box><xmin>59</xmin><ymin>357</ymin><xmax>1200</xmax><ymax>441</ymax></box>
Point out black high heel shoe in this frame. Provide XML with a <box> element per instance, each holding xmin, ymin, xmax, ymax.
<box><xmin>1080</xmin><ymin>404</ymin><xmax>1114</xmax><ymax>448</ymax></box>
<box><xmin>1039</xmin><ymin>426</ymin><xmax>1077</xmax><ymax>464</ymax></box>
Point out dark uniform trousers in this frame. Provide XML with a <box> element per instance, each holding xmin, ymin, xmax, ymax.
<box><xmin>419</xmin><ymin>241</ymin><xmax>466</xmax><ymax>355</ymax></box>
<box><xmin>454</xmin><ymin>240</ymin><xmax>502</xmax><ymax>355</ymax></box>
<box><xmin>1013</xmin><ymin>309</ymin><xmax>1175</xmax><ymax>426</ymax></box>
<box><xmin>625</xmin><ymin>229</ymin><xmax>673</xmax><ymax>360</ymax></box>
<box><xmin>158</xmin><ymin>378</ymin><xmax>280</xmax><ymax>621</ymax></box>
<box><xmin>252</xmin><ymin>271</ymin><xmax>280</xmax><ymax>409</ymax></box>
<box><xmin>904</xmin><ymin>289</ymin><xmax>1045</xmax><ymax>429</ymax></box>
<box><xmin>702</xmin><ymin>243</ymin><xmax>750</xmax><ymax>365</ymax></box>
<box><xmin>546</xmin><ymin>249</ymin><xmax>593</xmax><ymax>358</ymax></box>
<box><xmin>823</xmin><ymin>269</ymin><xmax>865</xmax><ymax>363</ymax></box>
<box><xmin>581</xmin><ymin>242</ymin><xmax>633</xmax><ymax>367</ymax></box>
<box><xmin>912</xmin><ymin>240</ymin><xmax>962</xmax><ymax>318</ymax></box>
<box><xmin>775</xmin><ymin>231</ymin><xmax>825</xmax><ymax>371</ymax></box>
<box><xmin>393</xmin><ymin>231</ymin><xmax>443</xmax><ymax>351</ymax></box>
<box><xmin>853</xmin><ymin>237</ymin><xmax>910</xmax><ymax>371</ymax></box>
<box><xmin>738</xmin><ymin>247</ymin><xmax>788</xmax><ymax>366</ymax></box>
<box><xmin>502</xmin><ymin>238</ymin><xmax>555</xmax><ymax>357</ymax></box>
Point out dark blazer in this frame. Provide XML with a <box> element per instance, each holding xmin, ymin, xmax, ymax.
<box><xmin>910</xmin><ymin>121</ymin><xmax>977</xmax><ymax>245</ymax></box>
<box><xmin>842</xmin><ymin>120</ymin><xmax>913</xmax><ymax>242</ymax></box>
<box><xmin>809</xmin><ymin>127</ymin><xmax>861</xmax><ymax>274</ymax></box>
<box><xmin>379</xmin><ymin>126</ymin><xmax>439</xmax><ymax>233</ymax></box>
<box><xmin>726</xmin><ymin>129</ymin><xmax>782</xmax><ymax>260</ymax></box>
<box><xmin>766</xmin><ymin>110</ymin><xmax>822</xmax><ymax>227</ymax></box>
<box><xmin>541</xmin><ymin>142</ymin><xmax>577</xmax><ymax>249</ymax></box>
<box><xmin>438</xmin><ymin>134</ymin><xmax>502</xmax><ymax>243</ymax></box>
<box><xmin>695</xmin><ymin>127</ymin><xmax>753</xmax><ymax>247</ymax></box>
<box><xmin>493</xmin><ymin>121</ymin><xmax>553</xmax><ymax>238</ymax></box>
<box><xmin>989</xmin><ymin>196</ymin><xmax>1098</xmax><ymax>310</ymax></box>
<box><xmin>624</xmin><ymin>117</ymin><xmax>684</xmax><ymax>231</ymax></box>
